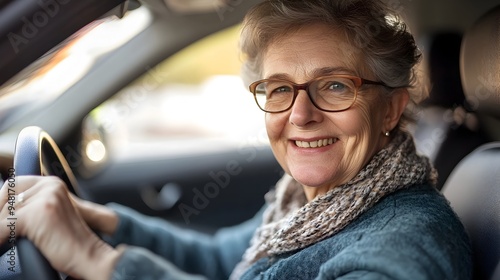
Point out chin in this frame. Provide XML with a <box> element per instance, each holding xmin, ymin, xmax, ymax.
<box><xmin>290</xmin><ymin>168</ymin><xmax>339</xmax><ymax>188</ymax></box>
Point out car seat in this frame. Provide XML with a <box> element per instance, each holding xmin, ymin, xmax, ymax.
<box><xmin>412</xmin><ymin>32</ymin><xmax>464</xmax><ymax>163</ymax></box>
<box><xmin>412</xmin><ymin>32</ymin><xmax>489</xmax><ymax>190</ymax></box>
<box><xmin>441</xmin><ymin>4</ymin><xmax>500</xmax><ymax>280</ymax></box>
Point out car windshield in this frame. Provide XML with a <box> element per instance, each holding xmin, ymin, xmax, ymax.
<box><xmin>0</xmin><ymin>6</ymin><xmax>151</xmax><ymax>133</ymax></box>
<box><xmin>85</xmin><ymin>23</ymin><xmax>268</xmax><ymax>160</ymax></box>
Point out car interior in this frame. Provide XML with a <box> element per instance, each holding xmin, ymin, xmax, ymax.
<box><xmin>441</xmin><ymin>4</ymin><xmax>500</xmax><ymax>279</ymax></box>
<box><xmin>0</xmin><ymin>0</ymin><xmax>499</xmax><ymax>279</ymax></box>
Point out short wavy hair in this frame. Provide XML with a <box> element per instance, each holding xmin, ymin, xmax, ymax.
<box><xmin>239</xmin><ymin>0</ymin><xmax>426</xmax><ymax>125</ymax></box>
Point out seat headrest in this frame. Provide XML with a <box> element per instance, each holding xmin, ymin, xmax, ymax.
<box><xmin>460</xmin><ymin>5</ymin><xmax>500</xmax><ymax>118</ymax></box>
<box><xmin>423</xmin><ymin>32</ymin><xmax>465</xmax><ymax>108</ymax></box>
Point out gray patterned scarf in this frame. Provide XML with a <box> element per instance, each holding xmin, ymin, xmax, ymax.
<box><xmin>230</xmin><ymin>130</ymin><xmax>437</xmax><ymax>279</ymax></box>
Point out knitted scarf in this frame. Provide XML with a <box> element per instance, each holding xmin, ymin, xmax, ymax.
<box><xmin>230</xmin><ymin>130</ymin><xmax>437</xmax><ymax>279</ymax></box>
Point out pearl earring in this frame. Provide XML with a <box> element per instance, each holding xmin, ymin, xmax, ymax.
<box><xmin>384</xmin><ymin>131</ymin><xmax>390</xmax><ymax>137</ymax></box>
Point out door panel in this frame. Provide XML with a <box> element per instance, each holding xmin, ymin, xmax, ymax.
<box><xmin>79</xmin><ymin>146</ymin><xmax>283</xmax><ymax>233</ymax></box>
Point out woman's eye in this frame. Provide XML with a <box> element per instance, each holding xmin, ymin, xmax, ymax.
<box><xmin>317</xmin><ymin>79</ymin><xmax>353</xmax><ymax>95</ymax></box>
<box><xmin>327</xmin><ymin>82</ymin><xmax>346</xmax><ymax>91</ymax></box>
<box><xmin>271</xmin><ymin>86</ymin><xmax>293</xmax><ymax>94</ymax></box>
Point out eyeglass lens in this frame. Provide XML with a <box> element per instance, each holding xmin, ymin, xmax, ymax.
<box><xmin>253</xmin><ymin>76</ymin><xmax>356</xmax><ymax>112</ymax></box>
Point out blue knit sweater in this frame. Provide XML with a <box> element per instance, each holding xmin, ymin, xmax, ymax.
<box><xmin>106</xmin><ymin>184</ymin><xmax>471</xmax><ymax>280</ymax></box>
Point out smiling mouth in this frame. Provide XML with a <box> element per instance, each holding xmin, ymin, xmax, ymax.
<box><xmin>294</xmin><ymin>138</ymin><xmax>338</xmax><ymax>148</ymax></box>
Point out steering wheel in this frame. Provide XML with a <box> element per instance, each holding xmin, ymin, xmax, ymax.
<box><xmin>12</xmin><ymin>126</ymin><xmax>82</xmax><ymax>280</ymax></box>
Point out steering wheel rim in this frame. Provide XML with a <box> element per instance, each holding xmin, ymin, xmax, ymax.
<box><xmin>12</xmin><ymin>126</ymin><xmax>82</xmax><ymax>280</ymax></box>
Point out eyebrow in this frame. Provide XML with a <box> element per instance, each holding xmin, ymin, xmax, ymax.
<box><xmin>265</xmin><ymin>67</ymin><xmax>357</xmax><ymax>81</ymax></box>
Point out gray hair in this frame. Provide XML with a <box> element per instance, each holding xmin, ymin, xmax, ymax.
<box><xmin>239</xmin><ymin>0</ymin><xmax>426</xmax><ymax>125</ymax></box>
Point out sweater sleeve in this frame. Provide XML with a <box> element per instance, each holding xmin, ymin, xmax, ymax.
<box><xmin>104</xmin><ymin>203</ymin><xmax>264</xmax><ymax>280</ymax></box>
<box><xmin>110</xmin><ymin>246</ymin><xmax>209</xmax><ymax>280</ymax></box>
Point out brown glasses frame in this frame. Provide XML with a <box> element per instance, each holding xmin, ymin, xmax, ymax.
<box><xmin>249</xmin><ymin>74</ymin><xmax>390</xmax><ymax>113</ymax></box>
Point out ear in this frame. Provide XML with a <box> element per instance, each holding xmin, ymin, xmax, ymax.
<box><xmin>383</xmin><ymin>88</ymin><xmax>409</xmax><ymax>132</ymax></box>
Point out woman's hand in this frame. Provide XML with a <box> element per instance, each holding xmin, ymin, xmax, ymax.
<box><xmin>71</xmin><ymin>190</ymin><xmax>120</xmax><ymax>237</ymax></box>
<box><xmin>0</xmin><ymin>176</ymin><xmax>122</xmax><ymax>280</ymax></box>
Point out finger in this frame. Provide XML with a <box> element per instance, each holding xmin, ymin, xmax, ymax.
<box><xmin>0</xmin><ymin>177</ymin><xmax>35</xmax><ymax>214</ymax></box>
<box><xmin>16</xmin><ymin>175</ymin><xmax>61</xmax><ymax>193</ymax></box>
<box><xmin>0</xmin><ymin>194</ymin><xmax>22</xmax><ymax>248</ymax></box>
<box><xmin>3</xmin><ymin>187</ymin><xmax>33</xmax><ymax>213</ymax></box>
<box><xmin>0</xmin><ymin>181</ymin><xmax>72</xmax><ymax>244</ymax></box>
<box><xmin>1</xmin><ymin>176</ymin><xmax>68</xmax><ymax>207</ymax></box>
<box><xmin>0</xmin><ymin>176</ymin><xmax>70</xmax><ymax>243</ymax></box>
<box><xmin>0</xmin><ymin>172</ymin><xmax>17</xmax><ymax>207</ymax></box>
<box><xmin>0</xmin><ymin>185</ymin><xmax>34</xmax><ymax>245</ymax></box>
<box><xmin>0</xmin><ymin>175</ymin><xmax>41</xmax><ymax>205</ymax></box>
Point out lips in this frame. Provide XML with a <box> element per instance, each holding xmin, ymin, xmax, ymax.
<box><xmin>294</xmin><ymin>138</ymin><xmax>338</xmax><ymax>148</ymax></box>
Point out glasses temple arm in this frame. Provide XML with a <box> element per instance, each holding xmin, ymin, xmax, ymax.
<box><xmin>361</xmin><ymin>78</ymin><xmax>396</xmax><ymax>89</ymax></box>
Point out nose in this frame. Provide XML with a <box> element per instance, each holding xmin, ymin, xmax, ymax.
<box><xmin>289</xmin><ymin>90</ymin><xmax>323</xmax><ymax>126</ymax></box>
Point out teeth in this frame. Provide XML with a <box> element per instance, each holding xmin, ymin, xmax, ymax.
<box><xmin>295</xmin><ymin>138</ymin><xmax>337</xmax><ymax>148</ymax></box>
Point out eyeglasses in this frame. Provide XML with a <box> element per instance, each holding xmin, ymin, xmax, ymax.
<box><xmin>249</xmin><ymin>74</ymin><xmax>390</xmax><ymax>113</ymax></box>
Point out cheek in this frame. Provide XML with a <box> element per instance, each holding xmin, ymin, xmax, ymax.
<box><xmin>340</xmin><ymin>98</ymin><xmax>376</xmax><ymax>139</ymax></box>
<box><xmin>338</xmin><ymin>97</ymin><xmax>385</xmax><ymax>177</ymax></box>
<box><xmin>265</xmin><ymin>113</ymin><xmax>288</xmax><ymax>147</ymax></box>
<box><xmin>265</xmin><ymin>113</ymin><xmax>278</xmax><ymax>140</ymax></box>
<box><xmin>357</xmin><ymin>98</ymin><xmax>379</xmax><ymax>138</ymax></box>
<box><xmin>265</xmin><ymin>113</ymin><xmax>290</xmax><ymax>171</ymax></box>
<box><xmin>350</xmin><ymin>94</ymin><xmax>386</xmax><ymax>138</ymax></box>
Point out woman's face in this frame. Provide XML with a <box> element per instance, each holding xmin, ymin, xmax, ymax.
<box><xmin>262</xmin><ymin>24</ymin><xmax>406</xmax><ymax>200</ymax></box>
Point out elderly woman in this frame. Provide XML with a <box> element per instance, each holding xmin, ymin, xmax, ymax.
<box><xmin>0</xmin><ymin>0</ymin><xmax>471</xmax><ymax>279</ymax></box>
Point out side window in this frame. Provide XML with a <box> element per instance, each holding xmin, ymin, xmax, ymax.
<box><xmin>83</xmin><ymin>25</ymin><xmax>268</xmax><ymax>165</ymax></box>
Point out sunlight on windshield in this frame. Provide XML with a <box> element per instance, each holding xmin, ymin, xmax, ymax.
<box><xmin>92</xmin><ymin>74</ymin><xmax>268</xmax><ymax>160</ymax></box>
<box><xmin>88</xmin><ymin>25</ymin><xmax>269</xmax><ymax>160</ymax></box>
<box><xmin>0</xmin><ymin>6</ymin><xmax>152</xmax><ymax>131</ymax></box>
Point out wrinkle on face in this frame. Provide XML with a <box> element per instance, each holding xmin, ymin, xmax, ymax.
<box><xmin>338</xmin><ymin>94</ymin><xmax>387</xmax><ymax>184</ymax></box>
